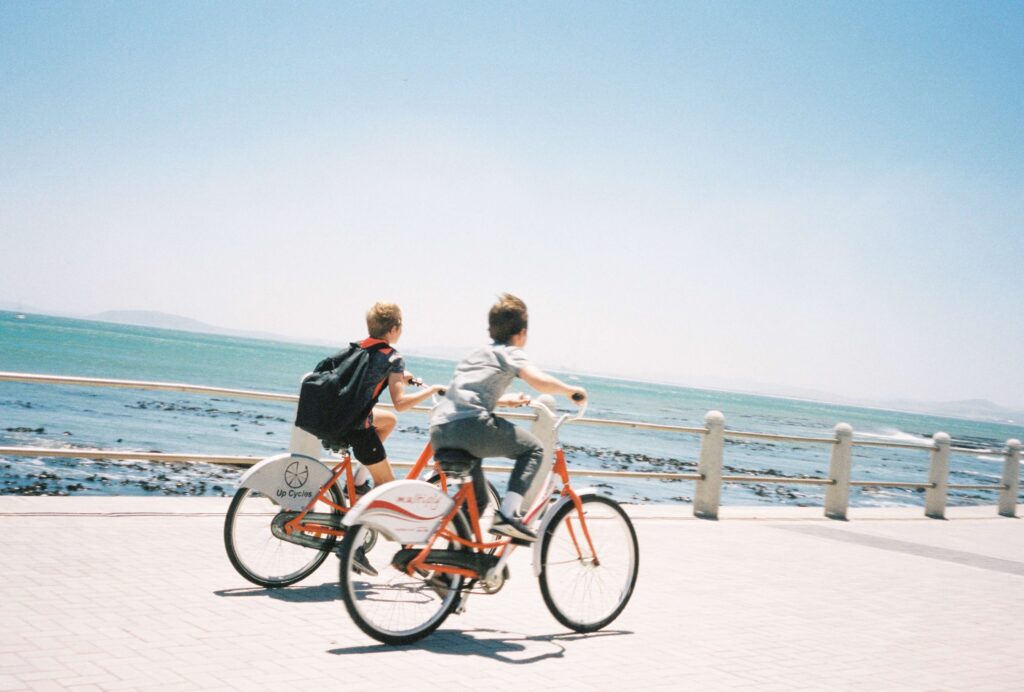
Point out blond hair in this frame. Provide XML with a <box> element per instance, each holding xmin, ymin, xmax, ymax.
<box><xmin>366</xmin><ymin>302</ymin><xmax>402</xmax><ymax>339</ymax></box>
<box><xmin>488</xmin><ymin>293</ymin><xmax>528</xmax><ymax>343</ymax></box>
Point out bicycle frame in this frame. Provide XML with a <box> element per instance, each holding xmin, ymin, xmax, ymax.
<box><xmin>402</xmin><ymin>403</ymin><xmax>602</xmax><ymax>586</ymax></box>
<box><xmin>280</xmin><ymin>441</ymin><xmax>442</xmax><ymax>544</ymax></box>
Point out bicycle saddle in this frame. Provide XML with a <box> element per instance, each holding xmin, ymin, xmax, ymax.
<box><xmin>433</xmin><ymin>448</ymin><xmax>479</xmax><ymax>477</ymax></box>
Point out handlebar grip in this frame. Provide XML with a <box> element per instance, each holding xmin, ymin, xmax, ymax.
<box><xmin>571</xmin><ymin>392</ymin><xmax>585</xmax><ymax>402</ymax></box>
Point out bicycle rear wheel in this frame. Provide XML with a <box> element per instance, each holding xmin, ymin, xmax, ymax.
<box><xmin>539</xmin><ymin>495</ymin><xmax>639</xmax><ymax>632</ymax></box>
<box><xmin>224</xmin><ymin>484</ymin><xmax>344</xmax><ymax>588</ymax></box>
<box><xmin>338</xmin><ymin>513</ymin><xmax>470</xmax><ymax>645</ymax></box>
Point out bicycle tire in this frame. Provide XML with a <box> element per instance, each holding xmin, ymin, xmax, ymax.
<box><xmin>539</xmin><ymin>494</ymin><xmax>639</xmax><ymax>632</ymax></box>
<box><xmin>224</xmin><ymin>483</ymin><xmax>344</xmax><ymax>588</ymax></box>
<box><xmin>338</xmin><ymin>511</ymin><xmax>471</xmax><ymax>645</ymax></box>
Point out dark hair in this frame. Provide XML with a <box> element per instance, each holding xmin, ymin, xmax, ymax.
<box><xmin>488</xmin><ymin>293</ymin><xmax>528</xmax><ymax>343</ymax></box>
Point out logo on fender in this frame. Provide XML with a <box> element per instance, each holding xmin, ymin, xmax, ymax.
<box><xmin>284</xmin><ymin>461</ymin><xmax>309</xmax><ymax>489</ymax></box>
<box><xmin>276</xmin><ymin>488</ymin><xmax>314</xmax><ymax>499</ymax></box>
<box><xmin>395</xmin><ymin>493</ymin><xmax>443</xmax><ymax>510</ymax></box>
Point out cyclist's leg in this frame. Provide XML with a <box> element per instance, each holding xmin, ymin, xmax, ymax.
<box><xmin>430</xmin><ymin>420</ymin><xmax>490</xmax><ymax>510</ymax></box>
<box><xmin>482</xmin><ymin>416</ymin><xmax>543</xmax><ymax>515</ymax></box>
<box><xmin>470</xmin><ymin>460</ymin><xmax>489</xmax><ymax>511</ymax></box>
<box><xmin>341</xmin><ymin>426</ymin><xmax>395</xmax><ymax>575</ymax></box>
<box><xmin>371</xmin><ymin>406</ymin><xmax>397</xmax><ymax>441</ymax></box>
<box><xmin>505</xmin><ymin>430</ymin><xmax>544</xmax><ymax>495</ymax></box>
<box><xmin>432</xmin><ymin>416</ymin><xmax>542</xmax><ymax>537</ymax></box>
<box><xmin>346</xmin><ymin>425</ymin><xmax>395</xmax><ymax>487</ymax></box>
<box><xmin>367</xmin><ymin>460</ymin><xmax>395</xmax><ymax>487</ymax></box>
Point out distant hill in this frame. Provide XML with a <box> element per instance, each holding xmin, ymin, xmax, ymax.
<box><xmin>878</xmin><ymin>397</ymin><xmax>1024</xmax><ymax>425</ymax></box>
<box><xmin>87</xmin><ymin>310</ymin><xmax>291</xmax><ymax>343</ymax></box>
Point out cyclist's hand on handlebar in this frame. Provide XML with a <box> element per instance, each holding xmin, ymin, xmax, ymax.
<box><xmin>569</xmin><ymin>387</ymin><xmax>587</xmax><ymax>406</ymax></box>
<box><xmin>499</xmin><ymin>392</ymin><xmax>531</xmax><ymax>408</ymax></box>
<box><xmin>431</xmin><ymin>384</ymin><xmax>447</xmax><ymax>396</ymax></box>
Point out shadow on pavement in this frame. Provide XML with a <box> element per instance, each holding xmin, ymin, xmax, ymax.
<box><xmin>328</xmin><ymin>628</ymin><xmax>632</xmax><ymax>664</ymax></box>
<box><xmin>213</xmin><ymin>581</ymin><xmax>340</xmax><ymax>603</ymax></box>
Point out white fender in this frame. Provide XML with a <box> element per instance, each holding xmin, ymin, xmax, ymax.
<box><xmin>531</xmin><ymin>487</ymin><xmax>602</xmax><ymax>577</ymax></box>
<box><xmin>288</xmin><ymin>424</ymin><xmax>322</xmax><ymax>458</ymax></box>
<box><xmin>342</xmin><ymin>479</ymin><xmax>455</xmax><ymax>544</ymax></box>
<box><xmin>238</xmin><ymin>452</ymin><xmax>335</xmax><ymax>511</ymax></box>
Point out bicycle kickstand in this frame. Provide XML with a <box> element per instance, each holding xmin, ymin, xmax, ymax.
<box><xmin>454</xmin><ymin>591</ymin><xmax>472</xmax><ymax>615</ymax></box>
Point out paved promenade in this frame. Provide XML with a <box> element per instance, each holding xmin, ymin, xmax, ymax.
<box><xmin>1</xmin><ymin>497</ymin><xmax>1022</xmax><ymax>691</ymax></box>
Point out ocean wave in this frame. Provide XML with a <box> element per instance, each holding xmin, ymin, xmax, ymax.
<box><xmin>855</xmin><ymin>427</ymin><xmax>932</xmax><ymax>444</ymax></box>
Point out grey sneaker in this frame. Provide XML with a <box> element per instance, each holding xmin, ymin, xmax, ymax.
<box><xmin>352</xmin><ymin>545</ymin><xmax>378</xmax><ymax>577</ymax></box>
<box><xmin>490</xmin><ymin>511</ymin><xmax>537</xmax><ymax>542</ymax></box>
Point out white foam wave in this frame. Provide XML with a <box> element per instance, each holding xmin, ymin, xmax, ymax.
<box><xmin>856</xmin><ymin>427</ymin><xmax>931</xmax><ymax>444</ymax></box>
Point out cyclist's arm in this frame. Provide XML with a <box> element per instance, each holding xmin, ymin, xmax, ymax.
<box><xmin>518</xmin><ymin>365</ymin><xmax>586</xmax><ymax>403</ymax></box>
<box><xmin>387</xmin><ymin>372</ymin><xmax>442</xmax><ymax>412</ymax></box>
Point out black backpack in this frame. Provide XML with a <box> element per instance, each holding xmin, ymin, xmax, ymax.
<box><xmin>294</xmin><ymin>341</ymin><xmax>390</xmax><ymax>445</ymax></box>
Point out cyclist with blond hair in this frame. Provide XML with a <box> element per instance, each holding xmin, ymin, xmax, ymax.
<box><xmin>335</xmin><ymin>301</ymin><xmax>442</xmax><ymax>489</ymax></box>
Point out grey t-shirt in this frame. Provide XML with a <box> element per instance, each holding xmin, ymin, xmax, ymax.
<box><xmin>430</xmin><ymin>344</ymin><xmax>532</xmax><ymax>426</ymax></box>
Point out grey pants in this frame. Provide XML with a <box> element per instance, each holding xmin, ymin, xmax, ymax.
<box><xmin>430</xmin><ymin>415</ymin><xmax>545</xmax><ymax>510</ymax></box>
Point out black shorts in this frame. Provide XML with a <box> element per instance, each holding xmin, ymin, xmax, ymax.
<box><xmin>341</xmin><ymin>426</ymin><xmax>387</xmax><ymax>465</ymax></box>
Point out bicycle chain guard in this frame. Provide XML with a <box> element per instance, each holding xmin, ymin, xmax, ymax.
<box><xmin>270</xmin><ymin>511</ymin><xmax>343</xmax><ymax>550</ymax></box>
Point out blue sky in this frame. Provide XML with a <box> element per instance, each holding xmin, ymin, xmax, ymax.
<box><xmin>2</xmin><ymin>1</ymin><xmax>1023</xmax><ymax>407</ymax></box>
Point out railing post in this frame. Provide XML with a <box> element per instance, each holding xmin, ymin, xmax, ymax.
<box><xmin>998</xmin><ymin>439</ymin><xmax>1021</xmax><ymax>518</ymax></box>
<box><xmin>825</xmin><ymin>423</ymin><xmax>853</xmax><ymax>520</ymax></box>
<box><xmin>925</xmin><ymin>432</ymin><xmax>951</xmax><ymax>519</ymax></box>
<box><xmin>694</xmin><ymin>410</ymin><xmax>724</xmax><ymax>520</ymax></box>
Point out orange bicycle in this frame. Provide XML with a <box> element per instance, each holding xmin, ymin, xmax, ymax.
<box><xmin>335</xmin><ymin>396</ymin><xmax>639</xmax><ymax>644</ymax></box>
<box><xmin>223</xmin><ymin>420</ymin><xmax>499</xmax><ymax>588</ymax></box>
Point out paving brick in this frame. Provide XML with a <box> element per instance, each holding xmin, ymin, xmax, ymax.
<box><xmin>3</xmin><ymin>498</ymin><xmax>1024</xmax><ymax>690</ymax></box>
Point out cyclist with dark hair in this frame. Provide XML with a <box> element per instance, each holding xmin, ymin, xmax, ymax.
<box><xmin>429</xmin><ymin>293</ymin><xmax>586</xmax><ymax>542</ymax></box>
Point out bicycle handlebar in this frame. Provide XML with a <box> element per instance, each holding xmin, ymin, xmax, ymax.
<box><xmin>408</xmin><ymin>375</ymin><xmax>445</xmax><ymax>397</ymax></box>
<box><xmin>529</xmin><ymin>393</ymin><xmax>587</xmax><ymax>431</ymax></box>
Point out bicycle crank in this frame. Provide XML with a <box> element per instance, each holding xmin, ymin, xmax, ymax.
<box><xmin>480</xmin><ymin>564</ymin><xmax>510</xmax><ymax>594</ymax></box>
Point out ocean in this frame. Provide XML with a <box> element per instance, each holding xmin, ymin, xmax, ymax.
<box><xmin>2</xmin><ymin>311</ymin><xmax>1021</xmax><ymax>507</ymax></box>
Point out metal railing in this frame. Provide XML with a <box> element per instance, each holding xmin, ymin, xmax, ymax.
<box><xmin>1</xmin><ymin>371</ymin><xmax>1020</xmax><ymax>519</ymax></box>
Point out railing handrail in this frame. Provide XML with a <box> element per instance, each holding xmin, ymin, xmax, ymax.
<box><xmin>4</xmin><ymin>371</ymin><xmax>1011</xmax><ymax>454</ymax></box>
<box><xmin>0</xmin><ymin>445</ymin><xmax>706</xmax><ymax>480</ymax></box>
<box><xmin>2</xmin><ymin>370</ymin><xmax>1019</xmax><ymax>520</ymax></box>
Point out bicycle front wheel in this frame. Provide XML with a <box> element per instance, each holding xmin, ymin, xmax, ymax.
<box><xmin>338</xmin><ymin>514</ymin><xmax>470</xmax><ymax>645</ymax></box>
<box><xmin>539</xmin><ymin>495</ymin><xmax>639</xmax><ymax>632</ymax></box>
<box><xmin>224</xmin><ymin>484</ymin><xmax>343</xmax><ymax>588</ymax></box>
